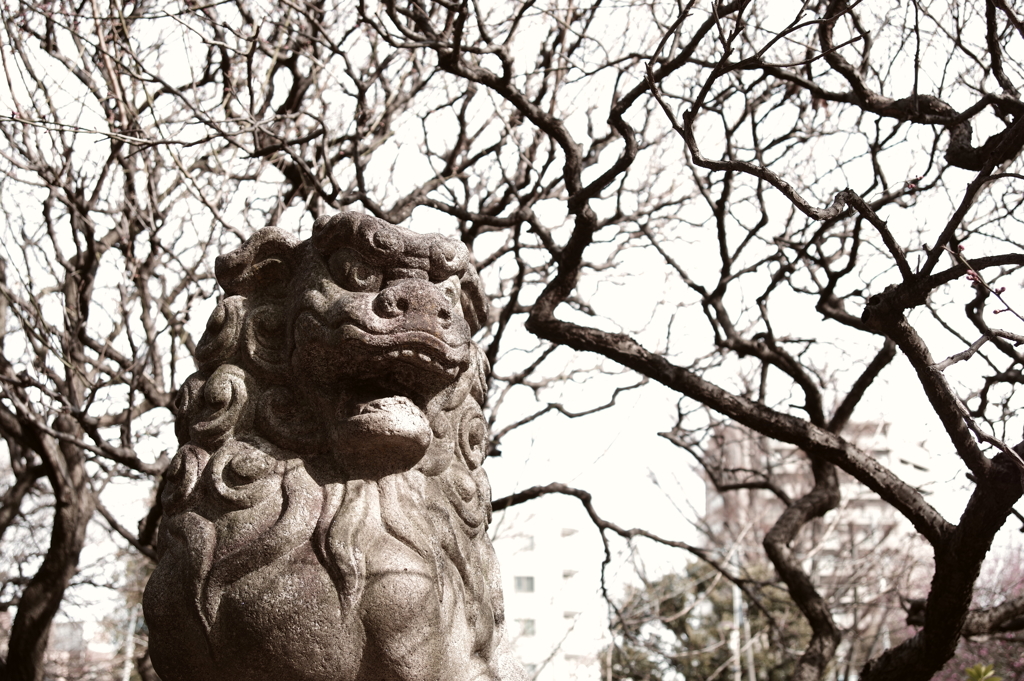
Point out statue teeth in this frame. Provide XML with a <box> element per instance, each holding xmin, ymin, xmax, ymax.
<box><xmin>379</xmin><ymin>347</ymin><xmax>454</xmax><ymax>372</ymax></box>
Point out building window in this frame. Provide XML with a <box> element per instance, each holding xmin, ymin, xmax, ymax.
<box><xmin>561</xmin><ymin>527</ymin><xmax>578</xmax><ymax>537</ymax></box>
<box><xmin>517</xmin><ymin>619</ymin><xmax>536</xmax><ymax>636</ymax></box>
<box><xmin>524</xmin><ymin>663</ymin><xmax>538</xmax><ymax>676</ymax></box>
<box><xmin>519</xmin><ymin>535</ymin><xmax>535</xmax><ymax>551</ymax></box>
<box><xmin>562</xmin><ymin>569</ymin><xmax>577</xmax><ymax>579</ymax></box>
<box><xmin>514</xmin><ymin>576</ymin><xmax>535</xmax><ymax>593</ymax></box>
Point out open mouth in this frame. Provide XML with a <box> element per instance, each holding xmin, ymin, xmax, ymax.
<box><xmin>334</xmin><ymin>343</ymin><xmax>463</xmax><ymax>414</ymax></box>
<box><xmin>330</xmin><ymin>324</ymin><xmax>468</xmax><ymax>379</ymax></box>
<box><xmin>293</xmin><ymin>313</ymin><xmax>468</xmax><ymax>401</ymax></box>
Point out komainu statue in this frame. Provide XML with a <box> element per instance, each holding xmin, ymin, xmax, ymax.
<box><xmin>143</xmin><ymin>213</ymin><xmax>526</xmax><ymax>681</ymax></box>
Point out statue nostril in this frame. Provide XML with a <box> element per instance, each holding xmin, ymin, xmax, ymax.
<box><xmin>438</xmin><ymin>308</ymin><xmax>450</xmax><ymax>321</ymax></box>
<box><xmin>374</xmin><ymin>289</ymin><xmax>403</xmax><ymax>318</ymax></box>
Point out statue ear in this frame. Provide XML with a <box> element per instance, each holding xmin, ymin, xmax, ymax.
<box><xmin>459</xmin><ymin>269</ymin><xmax>489</xmax><ymax>334</ymax></box>
<box><xmin>215</xmin><ymin>228</ymin><xmax>301</xmax><ymax>297</ymax></box>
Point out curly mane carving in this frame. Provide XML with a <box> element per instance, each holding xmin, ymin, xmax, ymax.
<box><xmin>144</xmin><ymin>213</ymin><xmax>524</xmax><ymax>681</ymax></box>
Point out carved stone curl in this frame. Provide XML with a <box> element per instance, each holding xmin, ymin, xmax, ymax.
<box><xmin>144</xmin><ymin>213</ymin><xmax>525</xmax><ymax>681</ymax></box>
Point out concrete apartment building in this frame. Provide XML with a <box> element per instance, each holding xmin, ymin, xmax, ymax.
<box><xmin>0</xmin><ymin>614</ymin><xmax>118</xmax><ymax>681</ymax></box>
<box><xmin>699</xmin><ymin>422</ymin><xmax>932</xmax><ymax>679</ymax></box>
<box><xmin>491</xmin><ymin>495</ymin><xmax>609</xmax><ymax>681</ymax></box>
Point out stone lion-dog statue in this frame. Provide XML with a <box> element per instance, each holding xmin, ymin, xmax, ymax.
<box><xmin>144</xmin><ymin>213</ymin><xmax>526</xmax><ymax>681</ymax></box>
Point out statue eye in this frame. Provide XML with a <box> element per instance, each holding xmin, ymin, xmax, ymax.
<box><xmin>328</xmin><ymin>249</ymin><xmax>381</xmax><ymax>292</ymax></box>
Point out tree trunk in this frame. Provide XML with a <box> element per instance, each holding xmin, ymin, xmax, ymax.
<box><xmin>4</xmin><ymin>418</ymin><xmax>95</xmax><ymax>681</ymax></box>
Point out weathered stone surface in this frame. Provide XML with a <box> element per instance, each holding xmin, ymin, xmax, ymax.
<box><xmin>143</xmin><ymin>213</ymin><xmax>526</xmax><ymax>681</ymax></box>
